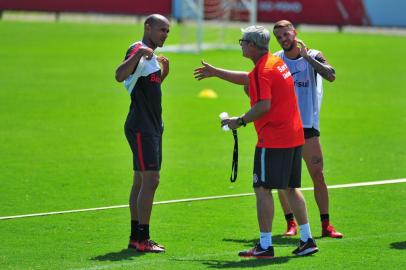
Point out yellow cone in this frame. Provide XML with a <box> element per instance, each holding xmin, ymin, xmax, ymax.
<box><xmin>198</xmin><ymin>89</ymin><xmax>218</xmax><ymax>99</ymax></box>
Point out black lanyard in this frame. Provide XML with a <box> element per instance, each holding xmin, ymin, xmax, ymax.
<box><xmin>230</xmin><ymin>129</ymin><xmax>238</xmax><ymax>182</ymax></box>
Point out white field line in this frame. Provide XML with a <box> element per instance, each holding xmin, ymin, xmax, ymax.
<box><xmin>1</xmin><ymin>178</ymin><xmax>405</xmax><ymax>221</ymax></box>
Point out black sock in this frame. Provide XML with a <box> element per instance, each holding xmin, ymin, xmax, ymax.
<box><xmin>137</xmin><ymin>224</ymin><xmax>150</xmax><ymax>241</ymax></box>
<box><xmin>285</xmin><ymin>213</ymin><xmax>294</xmax><ymax>221</ymax></box>
<box><xmin>320</xmin><ymin>214</ymin><xmax>330</xmax><ymax>222</ymax></box>
<box><xmin>130</xmin><ymin>220</ymin><xmax>139</xmax><ymax>241</ymax></box>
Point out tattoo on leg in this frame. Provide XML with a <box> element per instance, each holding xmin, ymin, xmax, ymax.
<box><xmin>311</xmin><ymin>156</ymin><xmax>322</xmax><ymax>165</ymax></box>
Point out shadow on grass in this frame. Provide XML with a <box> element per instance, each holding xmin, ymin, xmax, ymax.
<box><xmin>200</xmin><ymin>257</ymin><xmax>291</xmax><ymax>268</ymax></box>
<box><xmin>222</xmin><ymin>235</ymin><xmax>298</xmax><ymax>247</ymax></box>
<box><xmin>173</xmin><ymin>254</ymin><xmax>310</xmax><ymax>268</ymax></box>
<box><xmin>313</xmin><ymin>236</ymin><xmax>344</xmax><ymax>241</ymax></box>
<box><xmin>390</xmin><ymin>241</ymin><xmax>406</xmax><ymax>250</ymax></box>
<box><xmin>91</xmin><ymin>248</ymin><xmax>145</xmax><ymax>261</ymax></box>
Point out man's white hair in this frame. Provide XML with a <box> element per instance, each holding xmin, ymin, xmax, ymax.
<box><xmin>241</xmin><ymin>25</ymin><xmax>270</xmax><ymax>50</ymax></box>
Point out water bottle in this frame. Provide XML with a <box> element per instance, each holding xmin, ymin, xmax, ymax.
<box><xmin>219</xmin><ymin>112</ymin><xmax>230</xmax><ymax>131</ymax></box>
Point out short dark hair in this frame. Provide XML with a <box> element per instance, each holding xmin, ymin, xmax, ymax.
<box><xmin>273</xmin><ymin>20</ymin><xmax>295</xmax><ymax>32</ymax></box>
<box><xmin>144</xmin><ymin>14</ymin><xmax>169</xmax><ymax>27</ymax></box>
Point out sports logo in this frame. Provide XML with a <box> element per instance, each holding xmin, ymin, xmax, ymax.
<box><xmin>253</xmin><ymin>249</ymin><xmax>269</xmax><ymax>256</ymax></box>
<box><xmin>291</xmin><ymin>70</ymin><xmax>301</xmax><ymax>76</ymax></box>
<box><xmin>294</xmin><ymin>80</ymin><xmax>309</xmax><ymax>87</ymax></box>
<box><xmin>296</xmin><ymin>61</ymin><xmax>307</xmax><ymax>72</ymax></box>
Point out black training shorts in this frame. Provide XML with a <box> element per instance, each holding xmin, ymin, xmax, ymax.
<box><xmin>124</xmin><ymin>129</ymin><xmax>162</xmax><ymax>171</ymax></box>
<box><xmin>253</xmin><ymin>146</ymin><xmax>302</xmax><ymax>189</ymax></box>
<box><xmin>304</xmin><ymin>127</ymin><xmax>320</xmax><ymax>139</ymax></box>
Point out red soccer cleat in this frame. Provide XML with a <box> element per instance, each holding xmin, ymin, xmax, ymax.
<box><xmin>128</xmin><ymin>239</ymin><xmax>138</xmax><ymax>249</ymax></box>
<box><xmin>128</xmin><ymin>239</ymin><xmax>165</xmax><ymax>252</ymax></box>
<box><xmin>284</xmin><ymin>220</ymin><xmax>297</xmax><ymax>236</ymax></box>
<box><xmin>322</xmin><ymin>224</ymin><xmax>343</xmax><ymax>238</ymax></box>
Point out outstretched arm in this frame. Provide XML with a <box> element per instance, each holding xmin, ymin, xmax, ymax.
<box><xmin>194</xmin><ymin>60</ymin><xmax>249</xmax><ymax>85</ymax></box>
<box><xmin>297</xmin><ymin>39</ymin><xmax>336</xmax><ymax>82</ymax></box>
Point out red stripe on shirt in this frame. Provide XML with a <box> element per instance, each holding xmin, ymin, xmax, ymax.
<box><xmin>136</xmin><ymin>132</ymin><xmax>145</xmax><ymax>171</ymax></box>
<box><xmin>129</xmin><ymin>43</ymin><xmax>142</xmax><ymax>58</ymax></box>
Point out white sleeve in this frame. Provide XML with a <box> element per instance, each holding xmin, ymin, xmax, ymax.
<box><xmin>124</xmin><ymin>57</ymin><xmax>146</xmax><ymax>95</ymax></box>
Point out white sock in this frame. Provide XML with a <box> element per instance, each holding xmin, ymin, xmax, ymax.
<box><xmin>260</xmin><ymin>232</ymin><xmax>272</xmax><ymax>249</ymax></box>
<box><xmin>299</xmin><ymin>223</ymin><xmax>312</xmax><ymax>242</ymax></box>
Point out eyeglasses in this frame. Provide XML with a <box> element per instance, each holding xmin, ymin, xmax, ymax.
<box><xmin>239</xmin><ymin>39</ymin><xmax>253</xmax><ymax>46</ymax></box>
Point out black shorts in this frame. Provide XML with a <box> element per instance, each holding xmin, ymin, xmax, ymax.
<box><xmin>304</xmin><ymin>127</ymin><xmax>320</xmax><ymax>139</ymax></box>
<box><xmin>253</xmin><ymin>146</ymin><xmax>302</xmax><ymax>189</ymax></box>
<box><xmin>124</xmin><ymin>129</ymin><xmax>162</xmax><ymax>171</ymax></box>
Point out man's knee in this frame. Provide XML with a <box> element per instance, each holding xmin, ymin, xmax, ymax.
<box><xmin>254</xmin><ymin>187</ymin><xmax>273</xmax><ymax>199</ymax></box>
<box><xmin>283</xmin><ymin>188</ymin><xmax>304</xmax><ymax>200</ymax></box>
<box><xmin>309</xmin><ymin>168</ymin><xmax>325</xmax><ymax>185</ymax></box>
<box><xmin>133</xmin><ymin>171</ymin><xmax>142</xmax><ymax>180</ymax></box>
<box><xmin>142</xmin><ymin>171</ymin><xmax>160</xmax><ymax>190</ymax></box>
<box><xmin>283</xmin><ymin>188</ymin><xmax>296</xmax><ymax>195</ymax></box>
<box><xmin>150</xmin><ymin>179</ymin><xmax>160</xmax><ymax>190</ymax></box>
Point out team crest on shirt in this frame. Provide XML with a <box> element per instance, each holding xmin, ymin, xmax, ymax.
<box><xmin>253</xmin><ymin>173</ymin><xmax>258</xmax><ymax>184</ymax></box>
<box><xmin>296</xmin><ymin>61</ymin><xmax>307</xmax><ymax>72</ymax></box>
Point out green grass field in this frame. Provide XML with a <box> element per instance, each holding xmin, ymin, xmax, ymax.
<box><xmin>0</xmin><ymin>20</ymin><xmax>405</xmax><ymax>269</ymax></box>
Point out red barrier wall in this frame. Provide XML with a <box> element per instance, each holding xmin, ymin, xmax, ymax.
<box><xmin>0</xmin><ymin>0</ymin><xmax>171</xmax><ymax>15</ymax></box>
<box><xmin>0</xmin><ymin>0</ymin><xmax>371</xmax><ymax>26</ymax></box>
<box><xmin>232</xmin><ymin>0</ymin><xmax>371</xmax><ymax>26</ymax></box>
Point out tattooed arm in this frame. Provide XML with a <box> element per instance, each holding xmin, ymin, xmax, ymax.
<box><xmin>297</xmin><ymin>39</ymin><xmax>336</xmax><ymax>82</ymax></box>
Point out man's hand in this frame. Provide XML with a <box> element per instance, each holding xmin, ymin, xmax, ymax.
<box><xmin>296</xmin><ymin>39</ymin><xmax>336</xmax><ymax>82</ymax></box>
<box><xmin>138</xmin><ymin>46</ymin><xmax>154</xmax><ymax>60</ymax></box>
<box><xmin>115</xmin><ymin>46</ymin><xmax>156</xmax><ymax>82</ymax></box>
<box><xmin>158</xmin><ymin>55</ymin><xmax>169</xmax><ymax>80</ymax></box>
<box><xmin>296</xmin><ymin>39</ymin><xmax>309</xmax><ymax>59</ymax></box>
<box><xmin>158</xmin><ymin>55</ymin><xmax>169</xmax><ymax>69</ymax></box>
<box><xmin>221</xmin><ymin>117</ymin><xmax>241</xmax><ymax>130</ymax></box>
<box><xmin>194</xmin><ymin>60</ymin><xmax>217</xmax><ymax>80</ymax></box>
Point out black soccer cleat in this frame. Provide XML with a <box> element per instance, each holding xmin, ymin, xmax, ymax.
<box><xmin>238</xmin><ymin>243</ymin><xmax>274</xmax><ymax>259</ymax></box>
<box><xmin>292</xmin><ymin>238</ymin><xmax>319</xmax><ymax>256</ymax></box>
